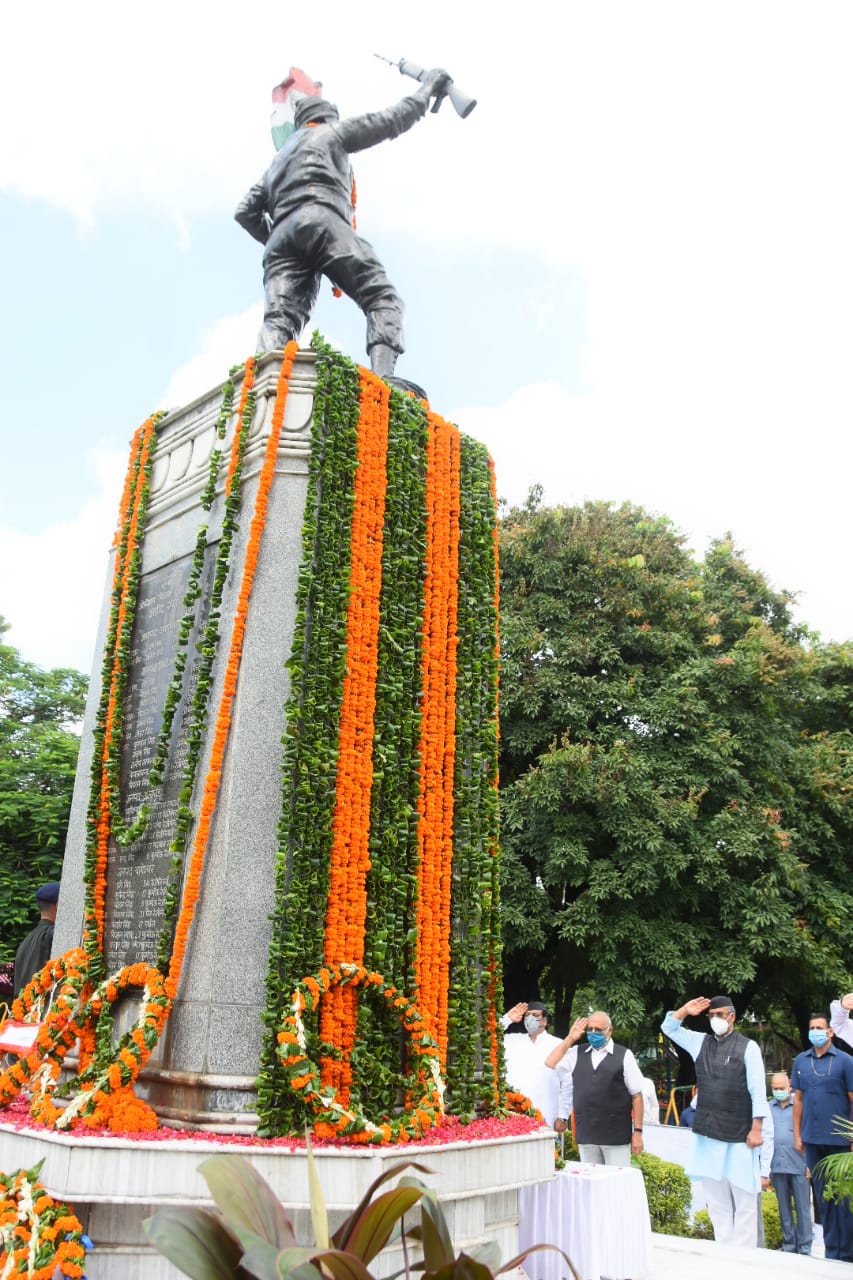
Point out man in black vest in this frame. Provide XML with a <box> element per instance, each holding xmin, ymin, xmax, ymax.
<box><xmin>545</xmin><ymin>1010</ymin><xmax>645</xmax><ymax>1165</ymax></box>
<box><xmin>661</xmin><ymin>994</ymin><xmax>770</xmax><ymax>1248</ymax></box>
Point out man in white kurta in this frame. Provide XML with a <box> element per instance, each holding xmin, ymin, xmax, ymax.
<box><xmin>830</xmin><ymin>992</ymin><xmax>853</xmax><ymax>1048</ymax></box>
<box><xmin>501</xmin><ymin>1001</ymin><xmax>568</xmax><ymax>1128</ymax></box>
<box><xmin>661</xmin><ymin>995</ymin><xmax>770</xmax><ymax>1248</ymax></box>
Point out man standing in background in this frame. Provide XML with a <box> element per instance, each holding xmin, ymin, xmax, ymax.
<box><xmin>769</xmin><ymin>1071</ymin><xmax>812</xmax><ymax>1255</ymax></box>
<box><xmin>13</xmin><ymin>881</ymin><xmax>59</xmax><ymax>995</ymax></box>
<box><xmin>502</xmin><ymin>1001</ymin><xmax>568</xmax><ymax>1128</ymax></box>
<box><xmin>792</xmin><ymin>1012</ymin><xmax>853</xmax><ymax>1262</ymax></box>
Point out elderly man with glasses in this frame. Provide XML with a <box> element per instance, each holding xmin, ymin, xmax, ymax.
<box><xmin>661</xmin><ymin>994</ymin><xmax>771</xmax><ymax>1248</ymax></box>
<box><xmin>545</xmin><ymin>1010</ymin><xmax>645</xmax><ymax>1166</ymax></box>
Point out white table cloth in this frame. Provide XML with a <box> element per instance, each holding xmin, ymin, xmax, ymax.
<box><xmin>519</xmin><ymin>1162</ymin><xmax>653</xmax><ymax>1280</ymax></box>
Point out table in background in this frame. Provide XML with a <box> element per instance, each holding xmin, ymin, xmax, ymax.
<box><xmin>519</xmin><ymin>1162</ymin><xmax>652</xmax><ymax>1280</ymax></box>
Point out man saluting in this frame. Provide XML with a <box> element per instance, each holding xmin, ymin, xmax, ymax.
<box><xmin>661</xmin><ymin>995</ymin><xmax>770</xmax><ymax>1248</ymax></box>
<box><xmin>545</xmin><ymin>1011</ymin><xmax>646</xmax><ymax>1166</ymax></box>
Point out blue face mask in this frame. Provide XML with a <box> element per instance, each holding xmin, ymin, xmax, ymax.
<box><xmin>587</xmin><ymin>1030</ymin><xmax>608</xmax><ymax>1050</ymax></box>
<box><xmin>809</xmin><ymin>1029</ymin><xmax>829</xmax><ymax>1048</ymax></box>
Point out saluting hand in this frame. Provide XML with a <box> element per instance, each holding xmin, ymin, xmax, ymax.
<box><xmin>567</xmin><ymin>1016</ymin><xmax>588</xmax><ymax>1045</ymax></box>
<box><xmin>679</xmin><ymin>997</ymin><xmax>711</xmax><ymax>1019</ymax></box>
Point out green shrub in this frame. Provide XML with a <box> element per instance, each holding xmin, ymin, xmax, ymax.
<box><xmin>690</xmin><ymin>1210</ymin><xmax>713</xmax><ymax>1240</ymax></box>
<box><xmin>690</xmin><ymin>1192</ymin><xmax>782</xmax><ymax>1249</ymax></box>
<box><xmin>632</xmin><ymin>1153</ymin><xmax>692</xmax><ymax>1236</ymax></box>
<box><xmin>761</xmin><ymin>1189</ymin><xmax>783</xmax><ymax>1250</ymax></box>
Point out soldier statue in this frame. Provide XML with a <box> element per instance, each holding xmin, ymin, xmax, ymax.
<box><xmin>235</xmin><ymin>69</ymin><xmax>451</xmax><ymax>382</ymax></box>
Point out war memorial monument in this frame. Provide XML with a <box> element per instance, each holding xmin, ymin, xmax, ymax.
<box><xmin>0</xmin><ymin>64</ymin><xmax>555</xmax><ymax>1278</ymax></box>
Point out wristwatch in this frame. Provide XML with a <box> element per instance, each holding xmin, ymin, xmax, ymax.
<box><xmin>632</xmin><ymin>1127</ymin><xmax>643</xmax><ymax>1133</ymax></box>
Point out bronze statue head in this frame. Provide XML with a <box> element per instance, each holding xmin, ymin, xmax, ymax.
<box><xmin>294</xmin><ymin>96</ymin><xmax>339</xmax><ymax>128</ymax></box>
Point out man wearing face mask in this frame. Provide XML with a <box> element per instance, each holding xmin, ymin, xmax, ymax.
<box><xmin>791</xmin><ymin>1013</ymin><xmax>853</xmax><ymax>1262</ymax></box>
<box><xmin>544</xmin><ymin>1011</ymin><xmax>645</xmax><ymax>1166</ymax></box>
<box><xmin>501</xmin><ymin>1002</ymin><xmax>568</xmax><ymax>1129</ymax></box>
<box><xmin>768</xmin><ymin>1072</ymin><xmax>812</xmax><ymax>1255</ymax></box>
<box><xmin>660</xmin><ymin>995</ymin><xmax>770</xmax><ymax>1248</ymax></box>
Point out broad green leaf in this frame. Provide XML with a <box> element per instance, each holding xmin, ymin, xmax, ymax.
<box><xmin>307</xmin><ymin>1249</ymin><xmax>374</xmax><ymax>1280</ymax></box>
<box><xmin>199</xmin><ymin>1154</ymin><xmax>297</xmax><ymax>1251</ymax></box>
<box><xmin>344</xmin><ymin>1186</ymin><xmax>424</xmax><ymax>1264</ymax></box>
<box><xmin>499</xmin><ymin>1243</ymin><xmax>580</xmax><ymax>1280</ymax></box>
<box><xmin>332</xmin><ymin>1162</ymin><xmax>434</xmax><ymax>1250</ymax></box>
<box><xmin>143</xmin><ymin>1206</ymin><xmax>246</xmax><ymax>1279</ymax></box>
<box><xmin>418</xmin><ymin>1193</ymin><xmax>454</xmax><ymax>1270</ymax></box>
<box><xmin>240</xmin><ymin>1240</ymin><xmax>283</xmax><ymax>1280</ymax></box>
<box><xmin>463</xmin><ymin>1243</ymin><xmax>500</xmax><ymax>1272</ymax></box>
<box><xmin>243</xmin><ymin>1243</ymin><xmax>318</xmax><ymax>1280</ymax></box>
<box><xmin>423</xmin><ymin>1254</ymin><xmax>494</xmax><ymax>1280</ymax></box>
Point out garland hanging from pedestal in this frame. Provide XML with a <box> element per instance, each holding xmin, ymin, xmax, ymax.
<box><xmin>0</xmin><ymin>337</ymin><xmax>506</xmax><ymax>1141</ymax></box>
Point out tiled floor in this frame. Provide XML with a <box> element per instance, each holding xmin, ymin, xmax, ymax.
<box><xmin>647</xmin><ymin>1231</ymin><xmax>846</xmax><ymax>1277</ymax></box>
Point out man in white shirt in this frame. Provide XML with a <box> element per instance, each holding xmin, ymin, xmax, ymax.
<box><xmin>501</xmin><ymin>1001</ymin><xmax>568</xmax><ymax>1128</ymax></box>
<box><xmin>545</xmin><ymin>1011</ymin><xmax>645</xmax><ymax>1166</ymax></box>
<box><xmin>830</xmin><ymin>992</ymin><xmax>853</xmax><ymax>1048</ymax></box>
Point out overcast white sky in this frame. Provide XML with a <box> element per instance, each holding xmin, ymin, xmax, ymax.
<box><xmin>2</xmin><ymin>1</ymin><xmax>851</xmax><ymax>674</ymax></box>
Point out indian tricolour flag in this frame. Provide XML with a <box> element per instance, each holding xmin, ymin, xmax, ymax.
<box><xmin>271</xmin><ymin>67</ymin><xmax>323</xmax><ymax>149</ymax></box>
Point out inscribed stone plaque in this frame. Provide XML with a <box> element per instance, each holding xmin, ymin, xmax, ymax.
<box><xmin>104</xmin><ymin>545</ymin><xmax>217</xmax><ymax>970</ymax></box>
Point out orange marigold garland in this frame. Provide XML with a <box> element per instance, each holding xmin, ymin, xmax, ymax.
<box><xmin>483</xmin><ymin>455</ymin><xmax>505</xmax><ymax>1108</ymax></box>
<box><xmin>413</xmin><ymin>411</ymin><xmax>461</xmax><ymax>1069</ymax></box>
<box><xmin>277</xmin><ymin>963</ymin><xmax>443</xmax><ymax>1143</ymax></box>
<box><xmin>260</xmin><ymin>340</ymin><xmax>505</xmax><ymax>1134</ymax></box>
<box><xmin>166</xmin><ymin>345</ymin><xmax>297</xmax><ymax>1001</ymax></box>
<box><xmin>0</xmin><ymin>951</ymin><xmax>90</xmax><ymax>1116</ymax></box>
<box><xmin>0</xmin><ymin>952</ymin><xmax>167</xmax><ymax>1133</ymax></box>
<box><xmin>319</xmin><ymin>369</ymin><xmax>390</xmax><ymax>1100</ymax></box>
<box><xmin>0</xmin><ymin>1163</ymin><xmax>91</xmax><ymax>1280</ymax></box>
<box><xmin>83</xmin><ymin>413</ymin><xmax>161</xmax><ymax>973</ymax></box>
<box><xmin>2</xmin><ymin>348</ymin><xmax>300</xmax><ymax>1134</ymax></box>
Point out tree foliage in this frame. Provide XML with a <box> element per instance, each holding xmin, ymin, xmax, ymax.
<box><xmin>0</xmin><ymin>630</ymin><xmax>87</xmax><ymax>961</ymax></box>
<box><xmin>498</xmin><ymin>497</ymin><xmax>853</xmax><ymax>1043</ymax></box>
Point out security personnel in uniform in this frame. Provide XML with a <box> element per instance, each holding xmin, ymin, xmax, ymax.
<box><xmin>13</xmin><ymin>881</ymin><xmax>59</xmax><ymax>995</ymax></box>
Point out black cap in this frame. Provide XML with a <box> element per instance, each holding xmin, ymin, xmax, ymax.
<box><xmin>527</xmin><ymin>1001</ymin><xmax>548</xmax><ymax>1018</ymax></box>
<box><xmin>708</xmin><ymin>994</ymin><xmax>735</xmax><ymax>1012</ymax></box>
<box><xmin>35</xmin><ymin>881</ymin><xmax>60</xmax><ymax>904</ymax></box>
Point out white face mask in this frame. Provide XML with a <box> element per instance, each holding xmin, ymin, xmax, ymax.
<box><xmin>710</xmin><ymin>1015</ymin><xmax>730</xmax><ymax>1036</ymax></box>
<box><xmin>524</xmin><ymin>1014</ymin><xmax>542</xmax><ymax>1035</ymax></box>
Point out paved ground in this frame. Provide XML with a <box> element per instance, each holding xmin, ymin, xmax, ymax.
<box><xmin>648</xmin><ymin>1231</ymin><xmax>847</xmax><ymax>1277</ymax></box>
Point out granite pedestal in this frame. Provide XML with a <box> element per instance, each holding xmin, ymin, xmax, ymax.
<box><xmin>53</xmin><ymin>351</ymin><xmax>317</xmax><ymax>1128</ymax></box>
<box><xmin>0</xmin><ymin>1121</ymin><xmax>556</xmax><ymax>1280</ymax></box>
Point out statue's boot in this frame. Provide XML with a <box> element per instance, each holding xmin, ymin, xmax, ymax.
<box><xmin>369</xmin><ymin>343</ymin><xmax>398</xmax><ymax>377</ymax></box>
<box><xmin>369</xmin><ymin>344</ymin><xmax>428</xmax><ymax>401</ymax></box>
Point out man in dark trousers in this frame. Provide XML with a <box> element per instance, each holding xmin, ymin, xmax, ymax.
<box><xmin>769</xmin><ymin>1070</ymin><xmax>812</xmax><ymax>1255</ymax></box>
<box><xmin>545</xmin><ymin>1010</ymin><xmax>645</xmax><ymax>1165</ymax></box>
<box><xmin>792</xmin><ymin>1012</ymin><xmax>853</xmax><ymax>1262</ymax></box>
<box><xmin>13</xmin><ymin>881</ymin><xmax>59</xmax><ymax>995</ymax></box>
<box><xmin>235</xmin><ymin>69</ymin><xmax>450</xmax><ymax>379</ymax></box>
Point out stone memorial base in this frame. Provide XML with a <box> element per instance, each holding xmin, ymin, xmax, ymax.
<box><xmin>53</xmin><ymin>351</ymin><xmax>319</xmax><ymax>1128</ymax></box>
<box><xmin>0</xmin><ymin>1121</ymin><xmax>556</xmax><ymax>1279</ymax></box>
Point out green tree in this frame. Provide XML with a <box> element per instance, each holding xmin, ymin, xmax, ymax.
<box><xmin>498</xmin><ymin>498</ymin><xmax>853</xmax><ymax>1046</ymax></box>
<box><xmin>0</xmin><ymin>631</ymin><xmax>87</xmax><ymax>961</ymax></box>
